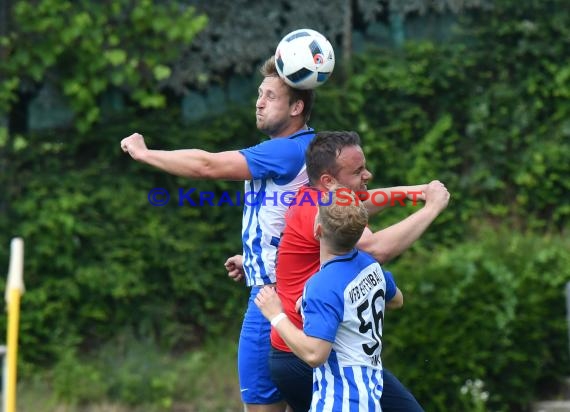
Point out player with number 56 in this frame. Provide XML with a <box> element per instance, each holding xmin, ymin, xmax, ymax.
<box><xmin>255</xmin><ymin>189</ymin><xmax>403</xmax><ymax>412</ymax></box>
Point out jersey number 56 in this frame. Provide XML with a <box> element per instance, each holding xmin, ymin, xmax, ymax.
<box><xmin>357</xmin><ymin>289</ymin><xmax>385</xmax><ymax>356</ymax></box>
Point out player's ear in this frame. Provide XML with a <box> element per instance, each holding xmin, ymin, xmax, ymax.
<box><xmin>319</xmin><ymin>173</ymin><xmax>337</xmax><ymax>191</ymax></box>
<box><xmin>290</xmin><ymin>99</ymin><xmax>304</xmax><ymax>116</ymax></box>
<box><xmin>313</xmin><ymin>212</ymin><xmax>322</xmax><ymax>240</ymax></box>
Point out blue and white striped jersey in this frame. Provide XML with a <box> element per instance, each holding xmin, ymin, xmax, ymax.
<box><xmin>302</xmin><ymin>249</ymin><xmax>397</xmax><ymax>412</ymax></box>
<box><xmin>239</xmin><ymin>129</ymin><xmax>315</xmax><ymax>286</ymax></box>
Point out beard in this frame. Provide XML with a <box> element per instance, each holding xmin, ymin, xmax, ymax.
<box><xmin>256</xmin><ymin>115</ymin><xmax>287</xmax><ymax>137</ymax></box>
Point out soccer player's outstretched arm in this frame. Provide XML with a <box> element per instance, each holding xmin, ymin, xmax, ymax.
<box><xmin>121</xmin><ymin>132</ymin><xmax>252</xmax><ymax>180</ymax></box>
<box><xmin>357</xmin><ymin>180</ymin><xmax>450</xmax><ymax>263</ymax></box>
<box><xmin>364</xmin><ymin>184</ymin><xmax>428</xmax><ymax>216</ymax></box>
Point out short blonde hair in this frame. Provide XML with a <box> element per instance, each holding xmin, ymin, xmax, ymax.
<box><xmin>317</xmin><ymin>189</ymin><xmax>368</xmax><ymax>252</ymax></box>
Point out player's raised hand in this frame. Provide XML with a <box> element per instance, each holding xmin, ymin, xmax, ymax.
<box><xmin>224</xmin><ymin>254</ymin><xmax>245</xmax><ymax>282</ymax></box>
<box><xmin>424</xmin><ymin>180</ymin><xmax>450</xmax><ymax>214</ymax></box>
<box><xmin>120</xmin><ymin>133</ymin><xmax>148</xmax><ymax>161</ymax></box>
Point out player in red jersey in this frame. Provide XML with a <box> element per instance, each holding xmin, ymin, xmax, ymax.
<box><xmin>270</xmin><ymin>131</ymin><xmax>450</xmax><ymax>412</ymax></box>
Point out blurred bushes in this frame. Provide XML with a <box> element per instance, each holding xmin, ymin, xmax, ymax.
<box><xmin>1</xmin><ymin>107</ymin><xmax>256</xmax><ymax>368</ymax></box>
<box><xmin>312</xmin><ymin>0</ymin><xmax>570</xmax><ymax>242</ymax></box>
<box><xmin>0</xmin><ymin>0</ymin><xmax>568</xmax><ymax>410</ymax></box>
<box><xmin>383</xmin><ymin>229</ymin><xmax>570</xmax><ymax>411</ymax></box>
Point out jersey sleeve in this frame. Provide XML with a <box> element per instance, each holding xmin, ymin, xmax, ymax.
<box><xmin>301</xmin><ymin>274</ymin><xmax>343</xmax><ymax>343</ymax></box>
<box><xmin>383</xmin><ymin>270</ymin><xmax>397</xmax><ymax>302</ymax></box>
<box><xmin>239</xmin><ymin>138</ymin><xmax>305</xmax><ymax>184</ymax></box>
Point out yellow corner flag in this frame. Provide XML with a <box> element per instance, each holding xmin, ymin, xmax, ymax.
<box><xmin>5</xmin><ymin>238</ymin><xmax>24</xmax><ymax>412</ymax></box>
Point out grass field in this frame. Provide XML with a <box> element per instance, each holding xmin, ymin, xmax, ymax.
<box><xmin>15</xmin><ymin>336</ymin><xmax>243</xmax><ymax>412</ymax></box>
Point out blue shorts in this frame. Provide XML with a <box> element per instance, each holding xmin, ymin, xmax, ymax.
<box><xmin>238</xmin><ymin>287</ymin><xmax>283</xmax><ymax>404</ymax></box>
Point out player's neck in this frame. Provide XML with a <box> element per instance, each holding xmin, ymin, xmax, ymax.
<box><xmin>269</xmin><ymin>122</ymin><xmax>308</xmax><ymax>138</ymax></box>
<box><xmin>320</xmin><ymin>240</ymin><xmax>352</xmax><ymax>265</ymax></box>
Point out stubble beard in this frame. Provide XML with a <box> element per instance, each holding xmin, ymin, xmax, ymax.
<box><xmin>257</xmin><ymin>119</ymin><xmax>280</xmax><ymax>137</ymax></box>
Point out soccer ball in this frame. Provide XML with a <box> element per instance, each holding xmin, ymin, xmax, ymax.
<box><xmin>275</xmin><ymin>28</ymin><xmax>335</xmax><ymax>90</ymax></box>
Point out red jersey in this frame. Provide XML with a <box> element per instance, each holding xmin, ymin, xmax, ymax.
<box><xmin>272</xmin><ymin>186</ymin><xmax>322</xmax><ymax>352</ymax></box>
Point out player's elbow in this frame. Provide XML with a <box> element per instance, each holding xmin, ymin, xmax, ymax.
<box><xmin>356</xmin><ymin>235</ymin><xmax>398</xmax><ymax>264</ymax></box>
<box><xmin>304</xmin><ymin>352</ymin><xmax>327</xmax><ymax>368</ymax></box>
<box><xmin>387</xmin><ymin>290</ymin><xmax>404</xmax><ymax>309</ymax></box>
<box><xmin>387</xmin><ymin>298</ymin><xmax>403</xmax><ymax>310</ymax></box>
<box><xmin>196</xmin><ymin>158</ymin><xmax>219</xmax><ymax>179</ymax></box>
<box><xmin>360</xmin><ymin>242</ymin><xmax>394</xmax><ymax>265</ymax></box>
<box><xmin>299</xmin><ymin>338</ymin><xmax>332</xmax><ymax>367</ymax></box>
<box><xmin>372</xmin><ymin>247</ymin><xmax>395</xmax><ymax>264</ymax></box>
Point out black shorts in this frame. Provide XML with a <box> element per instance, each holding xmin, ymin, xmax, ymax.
<box><xmin>269</xmin><ymin>346</ymin><xmax>313</xmax><ymax>411</ymax></box>
<box><xmin>269</xmin><ymin>346</ymin><xmax>424</xmax><ymax>412</ymax></box>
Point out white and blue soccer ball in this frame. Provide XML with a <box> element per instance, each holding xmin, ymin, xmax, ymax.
<box><xmin>275</xmin><ymin>28</ymin><xmax>335</xmax><ymax>90</ymax></box>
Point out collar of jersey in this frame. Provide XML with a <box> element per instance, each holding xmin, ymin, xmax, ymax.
<box><xmin>320</xmin><ymin>248</ymin><xmax>359</xmax><ymax>270</ymax></box>
<box><xmin>287</xmin><ymin>127</ymin><xmax>314</xmax><ymax>139</ymax></box>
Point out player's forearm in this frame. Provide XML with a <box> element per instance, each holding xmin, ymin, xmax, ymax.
<box><xmin>386</xmin><ymin>288</ymin><xmax>403</xmax><ymax>309</ymax></box>
<box><xmin>137</xmin><ymin>148</ymin><xmax>212</xmax><ymax>178</ymax></box>
<box><xmin>358</xmin><ymin>205</ymin><xmax>440</xmax><ymax>263</ymax></box>
<box><xmin>273</xmin><ymin>318</ymin><xmax>328</xmax><ymax>368</ymax></box>
<box><xmin>364</xmin><ymin>185</ymin><xmax>426</xmax><ymax>215</ymax></box>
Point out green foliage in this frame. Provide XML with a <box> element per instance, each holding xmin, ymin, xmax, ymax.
<box><xmin>0</xmin><ymin>107</ymin><xmax>255</xmax><ymax>369</ymax></box>
<box><xmin>0</xmin><ymin>0</ymin><xmax>207</xmax><ymax>131</ymax></box>
<box><xmin>0</xmin><ymin>1</ymin><xmax>568</xmax><ymax>410</ymax></box>
<box><xmin>312</xmin><ymin>0</ymin><xmax>570</xmax><ymax>239</ymax></box>
<box><xmin>383</xmin><ymin>229</ymin><xmax>570</xmax><ymax>411</ymax></box>
<box><xmin>17</xmin><ymin>334</ymin><xmax>242</xmax><ymax>410</ymax></box>
<box><xmin>52</xmin><ymin>349</ymin><xmax>108</xmax><ymax>405</ymax></box>
<box><xmin>48</xmin><ymin>333</ymin><xmax>241</xmax><ymax>410</ymax></box>
<box><xmin>98</xmin><ymin>336</ymin><xmax>179</xmax><ymax>408</ymax></box>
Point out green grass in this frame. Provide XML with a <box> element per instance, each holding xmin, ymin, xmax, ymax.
<box><xmin>16</xmin><ymin>335</ymin><xmax>243</xmax><ymax>412</ymax></box>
